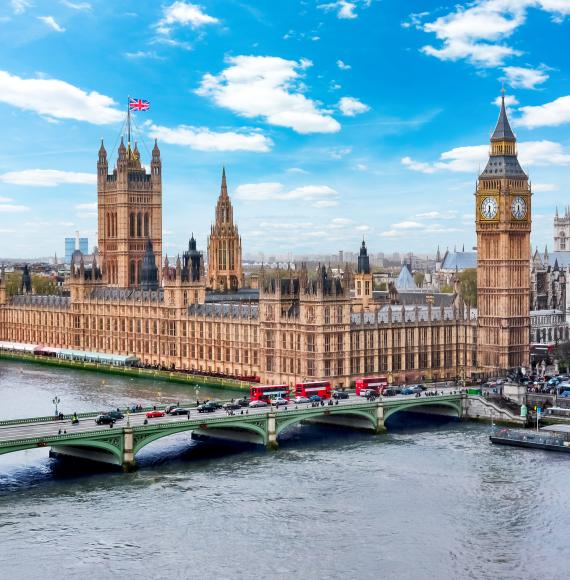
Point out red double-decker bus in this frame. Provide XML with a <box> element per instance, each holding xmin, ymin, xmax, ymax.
<box><xmin>355</xmin><ymin>376</ymin><xmax>388</xmax><ymax>396</ymax></box>
<box><xmin>250</xmin><ymin>384</ymin><xmax>290</xmax><ymax>402</ymax></box>
<box><xmin>294</xmin><ymin>380</ymin><xmax>331</xmax><ymax>399</ymax></box>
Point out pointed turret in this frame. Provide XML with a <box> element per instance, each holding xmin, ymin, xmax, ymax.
<box><xmin>491</xmin><ymin>93</ymin><xmax>516</xmax><ymax>142</ymax></box>
<box><xmin>220</xmin><ymin>166</ymin><xmax>228</xmax><ymax>198</ymax></box>
<box><xmin>118</xmin><ymin>136</ymin><xmax>126</xmax><ymax>159</ymax></box>
<box><xmin>357</xmin><ymin>239</ymin><xmax>370</xmax><ymax>274</ymax></box>
<box><xmin>479</xmin><ymin>92</ymin><xmax>526</xmax><ymax>178</ymax></box>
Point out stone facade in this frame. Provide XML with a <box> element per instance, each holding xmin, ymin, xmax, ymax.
<box><xmin>97</xmin><ymin>139</ymin><xmax>162</xmax><ymax>287</ymax></box>
<box><xmin>476</xmin><ymin>94</ymin><xmax>531</xmax><ymax>371</ymax></box>
<box><xmin>207</xmin><ymin>169</ymin><xmax>244</xmax><ymax>292</ymax></box>
<box><xmin>0</xmin><ymin>98</ymin><xmax>534</xmax><ymax>382</ymax></box>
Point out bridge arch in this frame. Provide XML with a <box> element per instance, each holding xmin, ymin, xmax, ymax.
<box><xmin>0</xmin><ymin>438</ymin><xmax>123</xmax><ymax>463</ymax></box>
<box><xmin>383</xmin><ymin>399</ymin><xmax>462</xmax><ymax>424</ymax></box>
<box><xmin>133</xmin><ymin>420</ymin><xmax>268</xmax><ymax>455</ymax></box>
<box><xmin>276</xmin><ymin>407</ymin><xmax>377</xmax><ymax>437</ymax></box>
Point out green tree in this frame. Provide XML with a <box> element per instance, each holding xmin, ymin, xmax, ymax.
<box><xmin>5</xmin><ymin>272</ymin><xmax>21</xmax><ymax>296</ymax></box>
<box><xmin>458</xmin><ymin>268</ymin><xmax>477</xmax><ymax>306</ymax></box>
<box><xmin>555</xmin><ymin>341</ymin><xmax>570</xmax><ymax>372</ymax></box>
<box><xmin>413</xmin><ymin>272</ymin><xmax>425</xmax><ymax>287</ymax></box>
<box><xmin>440</xmin><ymin>283</ymin><xmax>453</xmax><ymax>293</ymax></box>
<box><xmin>32</xmin><ymin>275</ymin><xmax>57</xmax><ymax>295</ymax></box>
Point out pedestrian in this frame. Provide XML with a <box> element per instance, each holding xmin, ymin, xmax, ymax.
<box><xmin>63</xmin><ymin>429</ymin><xmax>66</xmax><ymax>434</ymax></box>
<box><xmin>187</xmin><ymin>411</ymin><xmax>190</xmax><ymax>419</ymax></box>
<box><xmin>58</xmin><ymin>429</ymin><xmax>61</xmax><ymax>435</ymax></box>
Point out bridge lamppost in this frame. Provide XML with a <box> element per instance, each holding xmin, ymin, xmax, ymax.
<box><xmin>52</xmin><ymin>396</ymin><xmax>60</xmax><ymax>417</ymax></box>
<box><xmin>194</xmin><ymin>386</ymin><xmax>200</xmax><ymax>404</ymax></box>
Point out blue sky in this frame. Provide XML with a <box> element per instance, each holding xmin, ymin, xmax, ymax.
<box><xmin>0</xmin><ymin>0</ymin><xmax>569</xmax><ymax>259</ymax></box>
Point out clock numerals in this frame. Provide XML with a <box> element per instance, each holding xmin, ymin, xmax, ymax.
<box><xmin>480</xmin><ymin>196</ymin><xmax>498</xmax><ymax>220</ymax></box>
<box><xmin>511</xmin><ymin>196</ymin><xmax>527</xmax><ymax>220</ymax></box>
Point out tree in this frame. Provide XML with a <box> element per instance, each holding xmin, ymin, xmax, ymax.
<box><xmin>458</xmin><ymin>268</ymin><xmax>477</xmax><ymax>306</ymax></box>
<box><xmin>555</xmin><ymin>341</ymin><xmax>570</xmax><ymax>372</ymax></box>
<box><xmin>32</xmin><ymin>275</ymin><xmax>57</xmax><ymax>295</ymax></box>
<box><xmin>5</xmin><ymin>272</ymin><xmax>21</xmax><ymax>296</ymax></box>
<box><xmin>440</xmin><ymin>283</ymin><xmax>453</xmax><ymax>293</ymax></box>
<box><xmin>413</xmin><ymin>272</ymin><xmax>425</xmax><ymax>287</ymax></box>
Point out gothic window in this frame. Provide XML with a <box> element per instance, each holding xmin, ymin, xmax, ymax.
<box><xmin>129</xmin><ymin>213</ymin><xmax>135</xmax><ymax>237</ymax></box>
<box><xmin>137</xmin><ymin>213</ymin><xmax>142</xmax><ymax>237</ymax></box>
<box><xmin>560</xmin><ymin>232</ymin><xmax>566</xmax><ymax>250</ymax></box>
<box><xmin>324</xmin><ymin>307</ymin><xmax>330</xmax><ymax>324</ymax></box>
<box><xmin>144</xmin><ymin>214</ymin><xmax>149</xmax><ymax>237</ymax></box>
<box><xmin>129</xmin><ymin>261</ymin><xmax>135</xmax><ymax>286</ymax></box>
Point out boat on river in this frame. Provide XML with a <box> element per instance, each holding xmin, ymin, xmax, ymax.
<box><xmin>490</xmin><ymin>424</ymin><xmax>570</xmax><ymax>453</ymax></box>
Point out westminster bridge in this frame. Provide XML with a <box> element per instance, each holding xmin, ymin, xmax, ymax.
<box><xmin>0</xmin><ymin>392</ymin><xmax>522</xmax><ymax>471</ymax></box>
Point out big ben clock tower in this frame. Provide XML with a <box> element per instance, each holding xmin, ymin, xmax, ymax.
<box><xmin>476</xmin><ymin>92</ymin><xmax>531</xmax><ymax>372</ymax></box>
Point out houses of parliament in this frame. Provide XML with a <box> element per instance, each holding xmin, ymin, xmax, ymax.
<box><xmin>0</xmin><ymin>97</ymin><xmax>533</xmax><ymax>384</ymax></box>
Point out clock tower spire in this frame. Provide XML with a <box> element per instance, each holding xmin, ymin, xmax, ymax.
<box><xmin>476</xmin><ymin>92</ymin><xmax>531</xmax><ymax>373</ymax></box>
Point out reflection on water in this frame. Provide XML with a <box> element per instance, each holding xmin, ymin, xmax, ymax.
<box><xmin>1</xmin><ymin>360</ymin><xmax>569</xmax><ymax>580</ymax></box>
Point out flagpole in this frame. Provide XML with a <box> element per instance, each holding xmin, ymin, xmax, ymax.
<box><xmin>127</xmin><ymin>95</ymin><xmax>131</xmax><ymax>148</ymax></box>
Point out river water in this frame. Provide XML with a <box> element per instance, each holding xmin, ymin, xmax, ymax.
<box><xmin>0</xmin><ymin>360</ymin><xmax>568</xmax><ymax>580</ymax></box>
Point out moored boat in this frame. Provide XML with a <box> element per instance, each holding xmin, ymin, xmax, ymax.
<box><xmin>490</xmin><ymin>424</ymin><xmax>570</xmax><ymax>453</ymax></box>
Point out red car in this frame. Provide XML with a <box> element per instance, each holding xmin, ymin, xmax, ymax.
<box><xmin>146</xmin><ymin>410</ymin><xmax>165</xmax><ymax>418</ymax></box>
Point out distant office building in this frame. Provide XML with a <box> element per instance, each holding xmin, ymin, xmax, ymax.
<box><xmin>65</xmin><ymin>232</ymin><xmax>88</xmax><ymax>264</ymax></box>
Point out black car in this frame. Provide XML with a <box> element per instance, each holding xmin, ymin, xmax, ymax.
<box><xmin>197</xmin><ymin>402</ymin><xmax>218</xmax><ymax>413</ymax></box>
<box><xmin>383</xmin><ymin>388</ymin><xmax>401</xmax><ymax>397</ymax></box>
<box><xmin>237</xmin><ymin>398</ymin><xmax>250</xmax><ymax>407</ymax></box>
<box><xmin>95</xmin><ymin>414</ymin><xmax>115</xmax><ymax>425</ymax></box>
<box><xmin>223</xmin><ymin>402</ymin><xmax>241</xmax><ymax>410</ymax></box>
<box><xmin>107</xmin><ymin>411</ymin><xmax>124</xmax><ymax>420</ymax></box>
<box><xmin>170</xmin><ymin>408</ymin><xmax>189</xmax><ymax>415</ymax></box>
<box><xmin>332</xmin><ymin>390</ymin><xmax>349</xmax><ymax>399</ymax></box>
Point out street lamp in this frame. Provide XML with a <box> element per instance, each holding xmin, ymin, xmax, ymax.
<box><xmin>52</xmin><ymin>396</ymin><xmax>60</xmax><ymax>416</ymax></box>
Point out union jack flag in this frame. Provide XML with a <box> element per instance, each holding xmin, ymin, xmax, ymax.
<box><xmin>129</xmin><ymin>98</ymin><xmax>150</xmax><ymax>111</ymax></box>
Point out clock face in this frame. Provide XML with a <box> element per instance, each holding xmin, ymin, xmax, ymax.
<box><xmin>480</xmin><ymin>196</ymin><xmax>498</xmax><ymax>220</ymax></box>
<box><xmin>511</xmin><ymin>196</ymin><xmax>527</xmax><ymax>220</ymax></box>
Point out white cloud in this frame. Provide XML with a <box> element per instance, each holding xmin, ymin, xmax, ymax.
<box><xmin>336</xmin><ymin>59</ymin><xmax>351</xmax><ymax>70</ymax></box>
<box><xmin>0</xmin><ymin>70</ymin><xmax>123</xmax><ymax>124</ymax></box>
<box><xmin>0</xmin><ymin>196</ymin><xmax>13</xmax><ymax>203</ymax></box>
<box><xmin>312</xmin><ymin>200</ymin><xmax>339</xmax><ymax>208</ymax></box>
<box><xmin>196</xmin><ymin>55</ymin><xmax>341</xmax><ymax>134</ymax></box>
<box><xmin>517</xmin><ymin>95</ymin><xmax>570</xmax><ymax>128</ymax></box>
<box><xmin>402</xmin><ymin>140</ymin><xmax>570</xmax><ymax>174</ymax></box>
<box><xmin>235</xmin><ymin>182</ymin><xmax>339</xmax><ymax>206</ymax></box>
<box><xmin>148</xmin><ymin>124</ymin><xmax>272</xmax><ymax>152</ymax></box>
<box><xmin>318</xmin><ymin>1</ymin><xmax>371</xmax><ymax>20</ymax></box>
<box><xmin>125</xmin><ymin>51</ymin><xmax>164</xmax><ymax>60</ymax></box>
<box><xmin>0</xmin><ymin>169</ymin><xmax>96</xmax><ymax>187</ymax></box>
<box><xmin>156</xmin><ymin>1</ymin><xmax>218</xmax><ymax>34</ymax></box>
<box><xmin>11</xmin><ymin>0</ymin><xmax>31</xmax><ymax>14</ymax></box>
<box><xmin>401</xmin><ymin>155</ymin><xmax>439</xmax><ymax>174</ymax></box>
<box><xmin>416</xmin><ymin>211</ymin><xmax>458</xmax><ymax>220</ymax></box>
<box><xmin>74</xmin><ymin>202</ymin><xmax>96</xmax><ymax>210</ymax></box>
<box><xmin>502</xmin><ymin>66</ymin><xmax>549</xmax><ymax>89</ymax></box>
<box><xmin>533</xmin><ymin>183</ymin><xmax>558</xmax><ymax>192</ymax></box>
<box><xmin>38</xmin><ymin>16</ymin><xmax>66</xmax><ymax>33</ymax></box>
<box><xmin>60</xmin><ymin>1</ymin><xmax>91</xmax><ymax>9</ymax></box>
<box><xmin>392</xmin><ymin>221</ymin><xmax>423</xmax><ymax>230</ymax></box>
<box><xmin>338</xmin><ymin>96</ymin><xmax>370</xmax><ymax>116</ymax></box>
<box><xmin>331</xmin><ymin>217</ymin><xmax>353</xmax><ymax>227</ymax></box>
<box><xmin>492</xmin><ymin>94</ymin><xmax>519</xmax><ymax>107</ymax></box>
<box><xmin>0</xmin><ymin>203</ymin><xmax>30</xmax><ymax>213</ymax></box>
<box><xmin>519</xmin><ymin>140</ymin><xmax>570</xmax><ymax>166</ymax></box>
<box><xmin>356</xmin><ymin>163</ymin><xmax>368</xmax><ymax>171</ymax></box>
<box><xmin>419</xmin><ymin>1</ymin><xmax>570</xmax><ymax>68</ymax></box>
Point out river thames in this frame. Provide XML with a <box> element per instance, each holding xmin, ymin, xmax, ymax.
<box><xmin>0</xmin><ymin>360</ymin><xmax>568</xmax><ymax>580</ymax></box>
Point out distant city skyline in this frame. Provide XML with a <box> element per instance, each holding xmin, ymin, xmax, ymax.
<box><xmin>0</xmin><ymin>0</ymin><xmax>569</xmax><ymax>258</ymax></box>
